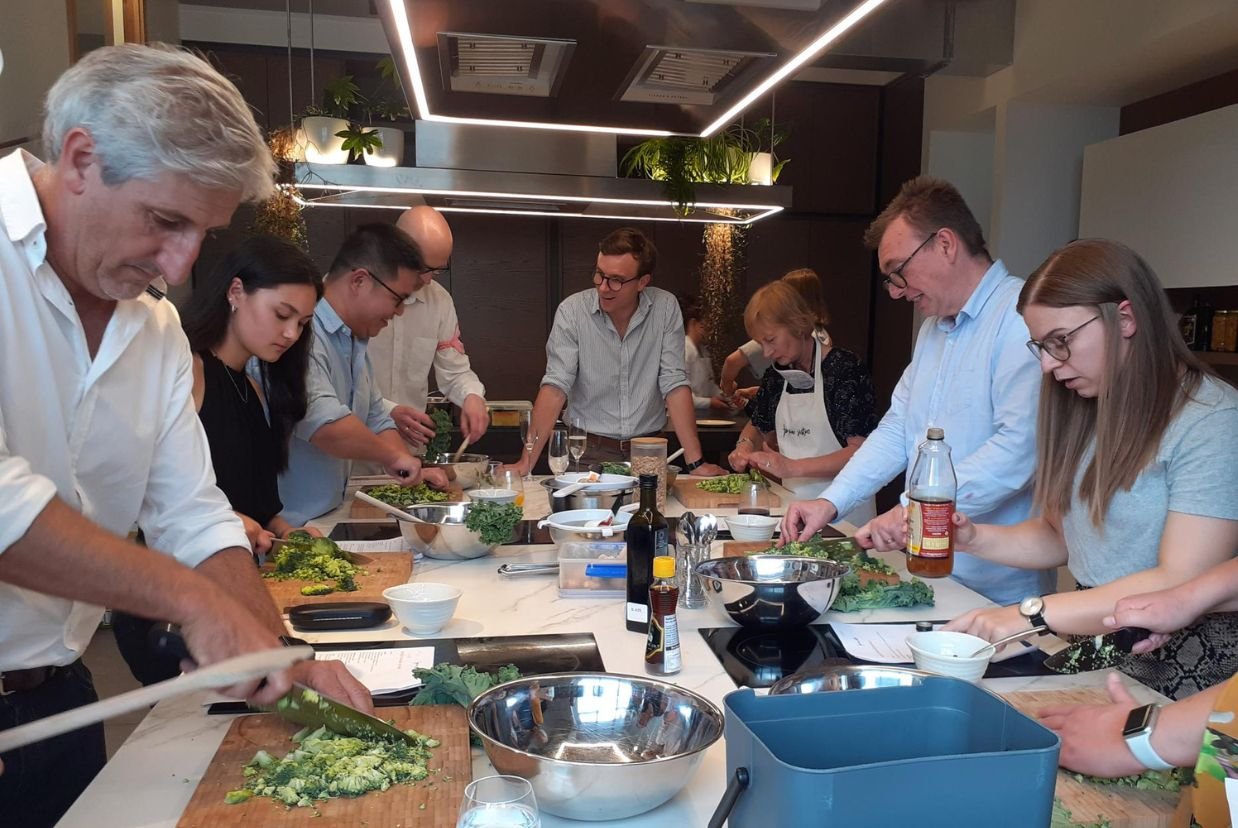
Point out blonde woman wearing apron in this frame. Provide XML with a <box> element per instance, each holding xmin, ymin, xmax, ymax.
<box><xmin>729</xmin><ymin>280</ymin><xmax>878</xmax><ymax>525</ymax></box>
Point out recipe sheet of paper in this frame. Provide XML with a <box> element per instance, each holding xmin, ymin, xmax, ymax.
<box><xmin>829</xmin><ymin>623</ymin><xmax>1040</xmax><ymax>664</ymax></box>
<box><xmin>314</xmin><ymin>647</ymin><xmax>435</xmax><ymax>694</ymax></box>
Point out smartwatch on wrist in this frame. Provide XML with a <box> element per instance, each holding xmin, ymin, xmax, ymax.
<box><xmin>683</xmin><ymin>457</ymin><xmax>705</xmax><ymax>472</ymax></box>
<box><xmin>1123</xmin><ymin>703</ymin><xmax>1175</xmax><ymax>770</ymax></box>
<box><xmin>1018</xmin><ymin>596</ymin><xmax>1053</xmax><ymax>635</ymax></box>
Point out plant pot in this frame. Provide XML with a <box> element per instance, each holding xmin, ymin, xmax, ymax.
<box><xmin>301</xmin><ymin>116</ymin><xmax>349</xmax><ymax>164</ymax></box>
<box><xmin>366</xmin><ymin>126</ymin><xmax>404</xmax><ymax>167</ymax></box>
<box><xmin>748</xmin><ymin>152</ymin><xmax>773</xmax><ymax>185</ymax></box>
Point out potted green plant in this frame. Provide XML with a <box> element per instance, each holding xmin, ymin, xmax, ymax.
<box><xmin>360</xmin><ymin>57</ymin><xmax>411</xmax><ymax>166</ymax></box>
<box><xmin>301</xmin><ymin>74</ymin><xmax>361</xmax><ymax>164</ymax></box>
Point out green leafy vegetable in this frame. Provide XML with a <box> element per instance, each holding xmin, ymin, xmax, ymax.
<box><xmin>366</xmin><ymin>483</ymin><xmax>450</xmax><ymax>508</ymax></box>
<box><xmin>264</xmin><ymin>533</ymin><xmax>365</xmax><ymax>593</ymax></box>
<box><xmin>411</xmin><ymin>663</ymin><xmax>521</xmax><ymax>708</ymax></box>
<box><xmin>225</xmin><ymin>724</ymin><xmax>441</xmax><ymax>808</ymax></box>
<box><xmin>1068</xmin><ymin>768</ymin><xmax>1187</xmax><ymax>792</ymax></box>
<box><xmin>424</xmin><ymin>409</ymin><xmax>454</xmax><ymax>460</ymax></box>
<box><xmin>599</xmin><ymin>461</ymin><xmax>632</xmax><ymax>476</ymax></box>
<box><xmin>696</xmin><ymin>468</ymin><xmax>765</xmax><ymax>494</ymax></box>
<box><xmin>1051</xmin><ymin>799</ymin><xmax>1111</xmax><ymax>828</ymax></box>
<box><xmin>299</xmin><ymin>584</ymin><xmax>334</xmax><ymax>597</ymax></box>
<box><xmin>464</xmin><ymin>501</ymin><xmax>522</xmax><ymax>546</ymax></box>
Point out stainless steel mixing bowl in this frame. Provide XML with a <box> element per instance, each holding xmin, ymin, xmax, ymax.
<box><xmin>540</xmin><ymin>478</ymin><xmax>636</xmax><ymax>513</ymax></box>
<box><xmin>467</xmin><ymin>672</ymin><xmax>724</xmax><ymax>821</ymax></box>
<box><xmin>425</xmin><ymin>452</ymin><xmax>489</xmax><ymax>489</ymax></box>
<box><xmin>768</xmin><ymin>665</ymin><xmax>932</xmax><ymax>695</ymax></box>
<box><xmin>399</xmin><ymin>502</ymin><xmax>507</xmax><ymax>560</ymax></box>
<box><xmin>694</xmin><ymin>555</ymin><xmax>850</xmax><ymax>629</ymax></box>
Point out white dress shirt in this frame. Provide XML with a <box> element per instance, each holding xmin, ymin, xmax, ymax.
<box><xmin>685</xmin><ymin>335</ymin><xmax>721</xmax><ymax>411</ymax></box>
<box><xmin>0</xmin><ymin>150</ymin><xmax>248</xmax><ymax>670</ymax></box>
<box><xmin>367</xmin><ymin>279</ymin><xmax>485</xmax><ymax>409</ymax></box>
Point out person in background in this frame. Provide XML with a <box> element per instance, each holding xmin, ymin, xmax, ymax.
<box><xmin>719</xmin><ymin>268</ymin><xmax>830</xmax><ymax>407</ymax></box>
<box><xmin>728</xmin><ymin>280</ymin><xmax>879</xmax><ymax>521</ymax></box>
<box><xmin>1038</xmin><ymin>561</ymin><xmax>1238</xmax><ymax>827</ymax></box>
<box><xmin>0</xmin><ymin>44</ymin><xmax>365</xmax><ymax>826</ymax></box>
<box><xmin>511</xmin><ymin>227</ymin><xmax>726</xmax><ymax>474</ymax></box>
<box><xmin>112</xmin><ymin>235</ymin><xmax>325</xmax><ymax>685</ymax></box>
<box><xmin>944</xmin><ymin>239</ymin><xmax>1238</xmax><ymax>701</ymax></box>
<box><xmin>677</xmin><ymin>293</ymin><xmax>732</xmax><ymax>414</ymax></box>
<box><xmin>279</xmin><ymin>223</ymin><xmax>449</xmax><ymax>525</ymax></box>
<box><xmin>781</xmin><ymin>176</ymin><xmax>1051</xmax><ymax>605</ymax></box>
<box><xmin>367</xmin><ymin>206</ymin><xmax>489</xmax><ymax>449</ymax></box>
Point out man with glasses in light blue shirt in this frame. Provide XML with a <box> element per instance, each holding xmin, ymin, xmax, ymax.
<box><xmin>781</xmin><ymin>176</ymin><xmax>1053</xmax><ymax>605</ymax></box>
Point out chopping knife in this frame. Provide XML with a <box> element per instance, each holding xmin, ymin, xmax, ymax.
<box><xmin>1043</xmin><ymin>627</ymin><xmax>1152</xmax><ymax>673</ymax></box>
<box><xmin>263</xmin><ymin>683</ymin><xmax>423</xmax><ymax>746</ymax></box>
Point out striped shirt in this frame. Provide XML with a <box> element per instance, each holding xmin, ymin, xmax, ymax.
<box><xmin>541</xmin><ymin>287</ymin><xmax>688</xmax><ymax>440</ymax></box>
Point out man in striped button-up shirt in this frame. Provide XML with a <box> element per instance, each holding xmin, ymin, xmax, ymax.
<box><xmin>513</xmin><ymin>228</ymin><xmax>726</xmax><ymax>477</ymax></box>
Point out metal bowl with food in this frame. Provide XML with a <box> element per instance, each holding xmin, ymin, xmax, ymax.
<box><xmin>694</xmin><ymin>555</ymin><xmax>850</xmax><ymax>629</ymax></box>
<box><xmin>467</xmin><ymin>672</ymin><xmax>724</xmax><ymax>821</ymax></box>
<box><xmin>424</xmin><ymin>452</ymin><xmax>489</xmax><ymax>489</ymax></box>
<box><xmin>399</xmin><ymin>502</ymin><xmax>507</xmax><ymax>560</ymax></box>
<box><xmin>768</xmin><ymin>665</ymin><xmax>931</xmax><ymax>695</ymax></box>
<box><xmin>537</xmin><ymin>508</ymin><xmax>633</xmax><ymax>544</ymax></box>
<box><xmin>540</xmin><ymin>478</ymin><xmax>636</xmax><ymax>514</ymax></box>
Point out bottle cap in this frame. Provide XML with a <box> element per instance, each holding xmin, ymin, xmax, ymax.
<box><xmin>653</xmin><ymin>555</ymin><xmax>675</xmax><ymax>579</ymax></box>
<box><xmin>915</xmin><ymin>621</ymin><xmax>934</xmax><ymax>632</ymax></box>
<box><xmin>639</xmin><ymin>473</ymin><xmax>659</xmax><ymax>487</ymax></box>
<box><xmin>926</xmin><ymin>427</ymin><xmax>945</xmax><ymax>440</ymax></box>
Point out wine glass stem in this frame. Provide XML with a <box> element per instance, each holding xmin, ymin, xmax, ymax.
<box><xmin>525</xmin><ymin>444</ymin><xmax>533</xmax><ymax>481</ymax></box>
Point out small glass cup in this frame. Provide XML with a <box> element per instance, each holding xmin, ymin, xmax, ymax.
<box><xmin>676</xmin><ymin>543</ymin><xmax>709</xmax><ymax>610</ymax></box>
<box><xmin>492</xmin><ymin>468</ymin><xmax>525</xmax><ymax>509</ymax></box>
<box><xmin>738</xmin><ymin>479</ymin><xmax>770</xmax><ymax>516</ymax></box>
<box><xmin>456</xmin><ymin>774</ymin><xmax>540</xmax><ymax>827</ymax></box>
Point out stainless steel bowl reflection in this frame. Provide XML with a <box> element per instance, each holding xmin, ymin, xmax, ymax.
<box><xmin>425</xmin><ymin>452</ymin><xmax>489</xmax><ymax>489</ymax></box>
<box><xmin>467</xmin><ymin>672</ymin><xmax>724</xmax><ymax>821</ymax></box>
<box><xmin>540</xmin><ymin>478</ymin><xmax>636</xmax><ymax>513</ymax></box>
<box><xmin>694</xmin><ymin>555</ymin><xmax>850</xmax><ymax>629</ymax></box>
<box><xmin>768</xmin><ymin>665</ymin><xmax>932</xmax><ymax>695</ymax></box>
<box><xmin>400</xmin><ymin>502</ymin><xmax>505</xmax><ymax>560</ymax></box>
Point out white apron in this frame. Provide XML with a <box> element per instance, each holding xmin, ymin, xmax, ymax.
<box><xmin>774</xmin><ymin>336</ymin><xmax>877</xmax><ymax>525</ymax></box>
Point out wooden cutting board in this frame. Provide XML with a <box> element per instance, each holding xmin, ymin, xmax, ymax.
<box><xmin>721</xmin><ymin>540</ymin><xmax>901</xmax><ymax>586</ymax></box>
<box><xmin>178</xmin><ymin>705</ymin><xmax>471</xmax><ymax>827</ymax></box>
<box><xmin>350</xmin><ymin>486</ymin><xmax>464</xmax><ymax>518</ymax></box>
<box><xmin>1000</xmin><ymin>689</ymin><xmax>1179</xmax><ymax>828</ymax></box>
<box><xmin>262</xmin><ymin>552</ymin><xmax>411</xmax><ymax>610</ymax></box>
<box><xmin>671</xmin><ymin>478</ymin><xmax>782</xmax><ymax>510</ymax></box>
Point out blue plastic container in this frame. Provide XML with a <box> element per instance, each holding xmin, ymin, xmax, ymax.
<box><xmin>713</xmin><ymin>677</ymin><xmax>1060</xmax><ymax>828</ymax></box>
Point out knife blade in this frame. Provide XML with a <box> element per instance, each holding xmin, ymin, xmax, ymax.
<box><xmin>264</xmin><ymin>683</ymin><xmax>420</xmax><ymax>745</ymax></box>
<box><xmin>1043</xmin><ymin>627</ymin><xmax>1151</xmax><ymax>673</ymax></box>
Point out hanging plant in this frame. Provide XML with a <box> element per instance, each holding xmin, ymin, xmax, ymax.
<box><xmin>250</xmin><ymin>128</ymin><xmax>309</xmax><ymax>251</ymax></box>
<box><xmin>699</xmin><ymin>218</ymin><xmax>748</xmax><ymax>378</ymax></box>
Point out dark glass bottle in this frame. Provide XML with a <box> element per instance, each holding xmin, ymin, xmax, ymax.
<box><xmin>625</xmin><ymin>474</ymin><xmax>667</xmax><ymax>633</ymax></box>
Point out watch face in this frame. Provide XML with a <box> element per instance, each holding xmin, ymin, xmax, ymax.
<box><xmin>1122</xmin><ymin>704</ymin><xmax>1156</xmax><ymax>737</ymax></box>
<box><xmin>1019</xmin><ymin>597</ymin><xmax>1043</xmax><ymax>616</ymax></box>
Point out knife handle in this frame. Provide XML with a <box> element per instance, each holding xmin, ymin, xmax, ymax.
<box><xmin>149</xmin><ymin>622</ymin><xmax>195</xmax><ymax>665</ymax></box>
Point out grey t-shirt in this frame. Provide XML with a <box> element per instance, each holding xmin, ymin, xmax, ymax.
<box><xmin>1065</xmin><ymin>375</ymin><xmax>1238</xmax><ymax>587</ymax></box>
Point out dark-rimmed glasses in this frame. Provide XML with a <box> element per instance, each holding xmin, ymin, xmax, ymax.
<box><xmin>882</xmin><ymin>229</ymin><xmax>939</xmax><ymax>290</ymax></box>
<box><xmin>1026</xmin><ymin>315</ymin><xmax>1101</xmax><ymax>361</ymax></box>
<box><xmin>592</xmin><ymin>269</ymin><xmax>642</xmax><ymax>291</ymax></box>
<box><xmin>365</xmin><ymin>269</ymin><xmax>411</xmax><ymax>309</ymax></box>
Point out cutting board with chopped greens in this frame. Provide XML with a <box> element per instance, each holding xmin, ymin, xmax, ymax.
<box><xmin>671</xmin><ymin>477</ymin><xmax>782</xmax><ymax>509</ymax></box>
<box><xmin>350</xmin><ymin>484</ymin><xmax>464</xmax><ymax>518</ymax></box>
<box><xmin>1002</xmin><ymin>689</ymin><xmax>1180</xmax><ymax>828</ymax></box>
<box><xmin>178</xmin><ymin>705</ymin><xmax>470</xmax><ymax>827</ymax></box>
<box><xmin>262</xmin><ymin>552</ymin><xmax>411</xmax><ymax>610</ymax></box>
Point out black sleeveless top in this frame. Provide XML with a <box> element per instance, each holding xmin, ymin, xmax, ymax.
<box><xmin>197</xmin><ymin>352</ymin><xmax>283</xmax><ymax>528</ymax></box>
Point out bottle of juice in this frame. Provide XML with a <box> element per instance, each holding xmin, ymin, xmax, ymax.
<box><xmin>907</xmin><ymin>428</ymin><xmax>956</xmax><ymax>578</ymax></box>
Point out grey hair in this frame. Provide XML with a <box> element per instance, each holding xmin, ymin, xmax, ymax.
<box><xmin>42</xmin><ymin>43</ymin><xmax>274</xmax><ymax>202</ymax></box>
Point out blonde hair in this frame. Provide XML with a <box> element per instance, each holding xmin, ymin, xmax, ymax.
<box><xmin>781</xmin><ymin>268</ymin><xmax>830</xmax><ymax>327</ymax></box>
<box><xmin>1017</xmin><ymin>239</ymin><xmax>1209</xmax><ymax>525</ymax></box>
<box><xmin>744</xmin><ymin>280</ymin><xmax>817</xmax><ymax>341</ymax></box>
<box><xmin>43</xmin><ymin>43</ymin><xmax>274</xmax><ymax>202</ymax></box>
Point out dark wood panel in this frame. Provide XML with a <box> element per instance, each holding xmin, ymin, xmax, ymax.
<box><xmin>1120</xmin><ymin>66</ymin><xmax>1238</xmax><ymax>135</ymax></box>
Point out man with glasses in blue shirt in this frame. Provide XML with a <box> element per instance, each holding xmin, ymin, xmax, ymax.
<box><xmin>781</xmin><ymin>176</ymin><xmax>1053</xmax><ymax>605</ymax></box>
<box><xmin>280</xmin><ymin>223</ymin><xmax>449</xmax><ymax>524</ymax></box>
<box><xmin>512</xmin><ymin>227</ymin><xmax>726</xmax><ymax>476</ymax></box>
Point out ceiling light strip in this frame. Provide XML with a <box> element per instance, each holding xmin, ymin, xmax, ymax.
<box><xmin>700</xmin><ymin>0</ymin><xmax>890</xmax><ymax>137</ymax></box>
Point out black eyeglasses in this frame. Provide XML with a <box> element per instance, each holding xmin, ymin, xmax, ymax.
<box><xmin>882</xmin><ymin>230</ymin><xmax>939</xmax><ymax>290</ymax></box>
<box><xmin>1026</xmin><ymin>315</ymin><xmax>1101</xmax><ymax>361</ymax></box>
<box><xmin>592</xmin><ymin>269</ymin><xmax>642</xmax><ymax>291</ymax></box>
<box><xmin>419</xmin><ymin>263</ymin><xmax>451</xmax><ymax>279</ymax></box>
<box><xmin>364</xmin><ymin>269</ymin><xmax>410</xmax><ymax>309</ymax></box>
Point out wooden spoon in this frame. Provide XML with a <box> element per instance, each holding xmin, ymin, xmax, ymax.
<box><xmin>452</xmin><ymin>436</ymin><xmax>471</xmax><ymax>462</ymax></box>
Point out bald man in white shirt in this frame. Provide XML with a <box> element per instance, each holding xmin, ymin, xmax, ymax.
<box><xmin>368</xmin><ymin>207</ymin><xmax>490</xmax><ymax>448</ymax></box>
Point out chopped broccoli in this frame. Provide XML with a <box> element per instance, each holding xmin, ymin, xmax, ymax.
<box><xmin>224</xmin><ymin>789</ymin><xmax>253</xmax><ymax>804</ymax></box>
<box><xmin>366</xmin><ymin>483</ymin><xmax>450</xmax><ymax>508</ymax></box>
<box><xmin>264</xmin><ymin>534</ymin><xmax>364</xmax><ymax>593</ymax></box>
<box><xmin>696</xmin><ymin>469</ymin><xmax>765</xmax><ymax>494</ymax></box>
<box><xmin>300</xmin><ymin>584</ymin><xmax>334</xmax><ymax>597</ymax></box>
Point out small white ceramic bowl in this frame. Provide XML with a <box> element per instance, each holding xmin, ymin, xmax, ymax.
<box><xmin>383</xmin><ymin>582</ymin><xmax>462</xmax><ymax>636</ymax></box>
<box><xmin>905</xmin><ymin>630</ymin><xmax>993</xmax><ymax>682</ymax></box>
<box><xmin>726</xmin><ymin>514</ymin><xmax>780</xmax><ymax>542</ymax></box>
<box><xmin>467</xmin><ymin>488</ymin><xmax>519</xmax><ymax>505</ymax></box>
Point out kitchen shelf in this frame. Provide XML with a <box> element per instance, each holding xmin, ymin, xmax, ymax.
<box><xmin>1198</xmin><ymin>351</ymin><xmax>1238</xmax><ymax>366</ymax></box>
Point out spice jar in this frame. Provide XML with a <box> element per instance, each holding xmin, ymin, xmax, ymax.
<box><xmin>1211</xmin><ymin>311</ymin><xmax>1237</xmax><ymax>353</ymax></box>
<box><xmin>629</xmin><ymin>437</ymin><xmax>668</xmax><ymax>512</ymax></box>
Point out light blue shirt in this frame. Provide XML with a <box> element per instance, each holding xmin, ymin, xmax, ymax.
<box><xmin>820</xmin><ymin>261</ymin><xmax>1053</xmax><ymax>605</ymax></box>
<box><xmin>279</xmin><ymin>298</ymin><xmax>396</xmax><ymax>525</ymax></box>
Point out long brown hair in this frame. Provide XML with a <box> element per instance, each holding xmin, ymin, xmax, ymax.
<box><xmin>1017</xmin><ymin>239</ymin><xmax>1209</xmax><ymax>525</ymax></box>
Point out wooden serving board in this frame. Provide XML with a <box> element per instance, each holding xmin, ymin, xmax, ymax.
<box><xmin>178</xmin><ymin>706</ymin><xmax>471</xmax><ymax>827</ymax></box>
<box><xmin>721</xmin><ymin>541</ymin><xmax>901</xmax><ymax>586</ymax></box>
<box><xmin>1000</xmin><ymin>689</ymin><xmax>1179</xmax><ymax>828</ymax></box>
<box><xmin>261</xmin><ymin>552</ymin><xmax>411</xmax><ymax>610</ymax></box>
<box><xmin>350</xmin><ymin>486</ymin><xmax>464</xmax><ymax>518</ymax></box>
<box><xmin>671</xmin><ymin>478</ymin><xmax>782</xmax><ymax>510</ymax></box>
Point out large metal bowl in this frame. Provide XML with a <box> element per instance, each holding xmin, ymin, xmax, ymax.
<box><xmin>768</xmin><ymin>665</ymin><xmax>932</xmax><ymax>695</ymax></box>
<box><xmin>694</xmin><ymin>555</ymin><xmax>850</xmax><ymax>629</ymax></box>
<box><xmin>467</xmin><ymin>672</ymin><xmax>724</xmax><ymax>821</ymax></box>
<box><xmin>399</xmin><ymin>502</ymin><xmax>507</xmax><ymax>560</ymax></box>
<box><xmin>540</xmin><ymin>478</ymin><xmax>636</xmax><ymax>514</ymax></box>
<box><xmin>425</xmin><ymin>452</ymin><xmax>489</xmax><ymax>489</ymax></box>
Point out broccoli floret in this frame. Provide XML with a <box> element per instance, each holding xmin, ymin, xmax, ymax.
<box><xmin>300</xmin><ymin>584</ymin><xmax>334</xmax><ymax>596</ymax></box>
<box><xmin>225</xmin><ymin>790</ymin><xmax>253</xmax><ymax>805</ymax></box>
<box><xmin>335</xmin><ymin>573</ymin><xmax>358</xmax><ymax>592</ymax></box>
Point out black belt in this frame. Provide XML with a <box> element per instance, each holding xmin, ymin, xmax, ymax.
<box><xmin>584</xmin><ymin>432</ymin><xmax>661</xmax><ymax>453</ymax></box>
<box><xmin>0</xmin><ymin>664</ymin><xmax>71</xmax><ymax>696</ymax></box>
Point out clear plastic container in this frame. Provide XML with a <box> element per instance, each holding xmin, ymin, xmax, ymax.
<box><xmin>629</xmin><ymin>437</ymin><xmax>668</xmax><ymax>511</ymax></box>
<box><xmin>558</xmin><ymin>541</ymin><xmax>627</xmax><ymax>597</ymax></box>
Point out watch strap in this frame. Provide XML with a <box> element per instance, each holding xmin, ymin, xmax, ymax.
<box><xmin>683</xmin><ymin>457</ymin><xmax>705</xmax><ymax>472</ymax></box>
<box><xmin>1125</xmin><ymin>706</ymin><xmax>1175</xmax><ymax>770</ymax></box>
<box><xmin>279</xmin><ymin>635</ymin><xmax>310</xmax><ymax>648</ymax></box>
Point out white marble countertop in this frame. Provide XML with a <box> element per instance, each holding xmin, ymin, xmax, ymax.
<box><xmin>59</xmin><ymin>478</ymin><xmax>1164</xmax><ymax>827</ymax></box>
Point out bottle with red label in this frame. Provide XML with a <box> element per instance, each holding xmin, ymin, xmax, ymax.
<box><xmin>906</xmin><ymin>427</ymin><xmax>956</xmax><ymax>578</ymax></box>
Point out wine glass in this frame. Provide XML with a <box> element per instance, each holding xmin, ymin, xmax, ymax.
<box><xmin>567</xmin><ymin>416</ymin><xmax>587</xmax><ymax>472</ymax></box>
<box><xmin>456</xmin><ymin>774</ymin><xmax>540</xmax><ymax>827</ymax></box>
<box><xmin>519</xmin><ymin>409</ymin><xmax>537</xmax><ymax>482</ymax></box>
<box><xmin>547</xmin><ymin>427</ymin><xmax>569</xmax><ymax>476</ymax></box>
<box><xmin>493</xmin><ymin>468</ymin><xmax>525</xmax><ymax>509</ymax></box>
